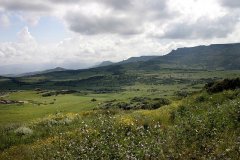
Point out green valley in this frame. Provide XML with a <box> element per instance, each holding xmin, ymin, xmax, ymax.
<box><xmin>0</xmin><ymin>43</ymin><xmax>239</xmax><ymax>159</ymax></box>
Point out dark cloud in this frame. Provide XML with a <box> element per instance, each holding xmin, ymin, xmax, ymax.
<box><xmin>48</xmin><ymin>0</ymin><xmax>131</xmax><ymax>9</ymax></box>
<box><xmin>131</xmin><ymin>0</ymin><xmax>171</xmax><ymax>20</ymax></box>
<box><xmin>101</xmin><ymin>0</ymin><xmax>132</xmax><ymax>9</ymax></box>
<box><xmin>220</xmin><ymin>0</ymin><xmax>240</xmax><ymax>8</ymax></box>
<box><xmin>142</xmin><ymin>0</ymin><xmax>167</xmax><ymax>11</ymax></box>
<box><xmin>0</xmin><ymin>0</ymin><xmax>51</xmax><ymax>12</ymax></box>
<box><xmin>64</xmin><ymin>0</ymin><xmax>171</xmax><ymax>35</ymax></box>
<box><xmin>65</xmin><ymin>12</ymin><xmax>143</xmax><ymax>35</ymax></box>
<box><xmin>48</xmin><ymin>0</ymin><xmax>80</xmax><ymax>3</ymax></box>
<box><xmin>0</xmin><ymin>0</ymin><xmax>171</xmax><ymax>35</ymax></box>
<box><xmin>161</xmin><ymin>14</ymin><xmax>237</xmax><ymax>39</ymax></box>
<box><xmin>1</xmin><ymin>0</ymin><xmax>237</xmax><ymax>39</ymax></box>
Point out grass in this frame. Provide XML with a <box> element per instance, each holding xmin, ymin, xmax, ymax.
<box><xmin>0</xmin><ymin>93</ymin><xmax>101</xmax><ymax>124</ymax></box>
<box><xmin>0</xmin><ymin>69</ymin><xmax>239</xmax><ymax>124</ymax></box>
<box><xmin>0</xmin><ymin>84</ymin><xmax>187</xmax><ymax>124</ymax></box>
<box><xmin>1</xmin><ymin>69</ymin><xmax>239</xmax><ymax>91</ymax></box>
<box><xmin>0</xmin><ymin>89</ymin><xmax>239</xmax><ymax>159</ymax></box>
<box><xmin>0</xmin><ymin>70</ymin><xmax>240</xmax><ymax>159</ymax></box>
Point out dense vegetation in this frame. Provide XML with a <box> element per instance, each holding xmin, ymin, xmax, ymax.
<box><xmin>205</xmin><ymin>78</ymin><xmax>240</xmax><ymax>93</ymax></box>
<box><xmin>0</xmin><ymin>82</ymin><xmax>239</xmax><ymax>159</ymax></box>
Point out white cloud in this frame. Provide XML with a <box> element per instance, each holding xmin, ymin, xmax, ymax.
<box><xmin>1</xmin><ymin>0</ymin><xmax>238</xmax><ymax>37</ymax></box>
<box><xmin>17</xmin><ymin>26</ymin><xmax>35</xmax><ymax>43</ymax></box>
<box><xmin>19</xmin><ymin>14</ymin><xmax>41</xmax><ymax>26</ymax></box>
<box><xmin>0</xmin><ymin>14</ymin><xmax>10</xmax><ymax>28</ymax></box>
<box><xmin>0</xmin><ymin>27</ymin><xmax>171</xmax><ymax>73</ymax></box>
<box><xmin>160</xmin><ymin>13</ymin><xmax>238</xmax><ymax>39</ymax></box>
<box><xmin>65</xmin><ymin>11</ymin><xmax>143</xmax><ymax>35</ymax></box>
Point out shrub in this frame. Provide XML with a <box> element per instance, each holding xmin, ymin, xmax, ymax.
<box><xmin>195</xmin><ymin>95</ymin><xmax>206</xmax><ymax>102</ymax></box>
<box><xmin>175</xmin><ymin>91</ymin><xmax>189</xmax><ymax>98</ymax></box>
<box><xmin>131</xmin><ymin>97</ymin><xmax>150</xmax><ymax>103</ymax></box>
<box><xmin>117</xmin><ymin>102</ymin><xmax>131</xmax><ymax>110</ymax></box>
<box><xmin>205</xmin><ymin>78</ymin><xmax>240</xmax><ymax>93</ymax></box>
<box><xmin>42</xmin><ymin>90</ymin><xmax>78</xmax><ymax>97</ymax></box>
<box><xmin>100</xmin><ymin>97</ymin><xmax>171</xmax><ymax>110</ymax></box>
<box><xmin>14</xmin><ymin>126</ymin><xmax>33</xmax><ymax>136</ymax></box>
<box><xmin>91</xmin><ymin>98</ymin><xmax>97</xmax><ymax>102</ymax></box>
<box><xmin>153</xmin><ymin>98</ymin><xmax>171</xmax><ymax>106</ymax></box>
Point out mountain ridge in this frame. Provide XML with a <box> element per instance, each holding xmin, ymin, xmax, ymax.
<box><xmin>4</xmin><ymin>43</ymin><xmax>240</xmax><ymax>78</ymax></box>
<box><xmin>26</xmin><ymin>42</ymin><xmax>239</xmax><ymax>80</ymax></box>
<box><xmin>93</xmin><ymin>61</ymin><xmax>115</xmax><ymax>68</ymax></box>
<box><xmin>12</xmin><ymin>67</ymin><xmax>67</xmax><ymax>77</ymax></box>
<box><xmin>146</xmin><ymin>42</ymin><xmax>240</xmax><ymax>70</ymax></box>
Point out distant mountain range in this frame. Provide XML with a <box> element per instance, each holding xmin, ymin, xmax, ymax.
<box><xmin>0</xmin><ymin>42</ymin><xmax>239</xmax><ymax>90</ymax></box>
<box><xmin>118</xmin><ymin>56</ymin><xmax>158</xmax><ymax>64</ymax></box>
<box><xmin>5</xmin><ymin>67</ymin><xmax>67</xmax><ymax>77</ymax></box>
<box><xmin>93</xmin><ymin>61</ymin><xmax>115</xmax><ymax>68</ymax></box>
<box><xmin>93</xmin><ymin>56</ymin><xmax>158</xmax><ymax>68</ymax></box>
<box><xmin>94</xmin><ymin>43</ymin><xmax>240</xmax><ymax>71</ymax></box>
<box><xmin>2</xmin><ymin>43</ymin><xmax>240</xmax><ymax>78</ymax></box>
<box><xmin>150</xmin><ymin>43</ymin><xmax>240</xmax><ymax>70</ymax></box>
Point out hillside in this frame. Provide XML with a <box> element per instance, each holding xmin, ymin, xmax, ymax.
<box><xmin>119</xmin><ymin>56</ymin><xmax>158</xmax><ymax>64</ymax></box>
<box><xmin>0</xmin><ymin>79</ymin><xmax>239</xmax><ymax>159</ymax></box>
<box><xmin>14</xmin><ymin>67</ymin><xmax>67</xmax><ymax>77</ymax></box>
<box><xmin>93</xmin><ymin>61</ymin><xmax>114</xmax><ymax>67</ymax></box>
<box><xmin>1</xmin><ymin>0</ymin><xmax>240</xmax><ymax>159</ymax></box>
<box><xmin>149</xmin><ymin>43</ymin><xmax>240</xmax><ymax>70</ymax></box>
<box><xmin>0</xmin><ymin>43</ymin><xmax>239</xmax><ymax>91</ymax></box>
<box><xmin>93</xmin><ymin>56</ymin><xmax>158</xmax><ymax>68</ymax></box>
<box><xmin>0</xmin><ymin>43</ymin><xmax>239</xmax><ymax>159</ymax></box>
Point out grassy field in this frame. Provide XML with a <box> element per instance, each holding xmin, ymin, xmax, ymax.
<box><xmin>1</xmin><ymin>69</ymin><xmax>239</xmax><ymax>124</ymax></box>
<box><xmin>0</xmin><ymin>69</ymin><xmax>240</xmax><ymax>159</ymax></box>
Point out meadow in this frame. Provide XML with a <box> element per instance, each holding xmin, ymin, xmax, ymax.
<box><xmin>0</xmin><ymin>69</ymin><xmax>240</xmax><ymax>159</ymax></box>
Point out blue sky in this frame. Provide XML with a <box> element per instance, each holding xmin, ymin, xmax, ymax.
<box><xmin>0</xmin><ymin>14</ymin><xmax>22</xmax><ymax>42</ymax></box>
<box><xmin>0</xmin><ymin>14</ymin><xmax>67</xmax><ymax>43</ymax></box>
<box><xmin>29</xmin><ymin>17</ymin><xmax>68</xmax><ymax>44</ymax></box>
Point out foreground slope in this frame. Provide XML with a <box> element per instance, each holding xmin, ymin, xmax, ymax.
<box><xmin>0</xmin><ymin>79</ymin><xmax>239</xmax><ymax>159</ymax></box>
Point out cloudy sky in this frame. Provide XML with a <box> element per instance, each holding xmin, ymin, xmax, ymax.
<box><xmin>0</xmin><ymin>0</ymin><xmax>239</xmax><ymax>74</ymax></box>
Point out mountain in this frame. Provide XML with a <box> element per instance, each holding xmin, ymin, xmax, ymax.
<box><xmin>0</xmin><ymin>43</ymin><xmax>239</xmax><ymax>91</ymax></box>
<box><xmin>15</xmin><ymin>67</ymin><xmax>67</xmax><ymax>77</ymax></box>
<box><xmin>0</xmin><ymin>76</ymin><xmax>6</xmax><ymax>80</ymax></box>
<box><xmin>148</xmin><ymin>43</ymin><xmax>240</xmax><ymax>70</ymax></box>
<box><xmin>93</xmin><ymin>56</ymin><xmax>158</xmax><ymax>68</ymax></box>
<box><xmin>17</xmin><ymin>43</ymin><xmax>240</xmax><ymax>79</ymax></box>
<box><xmin>94</xmin><ymin>61</ymin><xmax>114</xmax><ymax>67</ymax></box>
<box><xmin>119</xmin><ymin>56</ymin><xmax>158</xmax><ymax>64</ymax></box>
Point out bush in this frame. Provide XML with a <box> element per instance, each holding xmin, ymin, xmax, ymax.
<box><xmin>175</xmin><ymin>91</ymin><xmax>189</xmax><ymax>98</ymax></box>
<box><xmin>14</xmin><ymin>127</ymin><xmax>33</xmax><ymax>136</ymax></box>
<box><xmin>117</xmin><ymin>102</ymin><xmax>131</xmax><ymax>110</ymax></box>
<box><xmin>195</xmin><ymin>95</ymin><xmax>206</xmax><ymax>102</ymax></box>
<box><xmin>153</xmin><ymin>98</ymin><xmax>171</xmax><ymax>106</ymax></box>
<box><xmin>99</xmin><ymin>97</ymin><xmax>171</xmax><ymax>110</ymax></box>
<box><xmin>91</xmin><ymin>98</ymin><xmax>97</xmax><ymax>102</ymax></box>
<box><xmin>42</xmin><ymin>90</ymin><xmax>78</xmax><ymax>97</ymax></box>
<box><xmin>205</xmin><ymin>78</ymin><xmax>240</xmax><ymax>93</ymax></box>
<box><xmin>131</xmin><ymin>97</ymin><xmax>150</xmax><ymax>103</ymax></box>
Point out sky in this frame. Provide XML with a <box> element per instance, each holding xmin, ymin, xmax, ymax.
<box><xmin>0</xmin><ymin>0</ymin><xmax>240</xmax><ymax>74</ymax></box>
